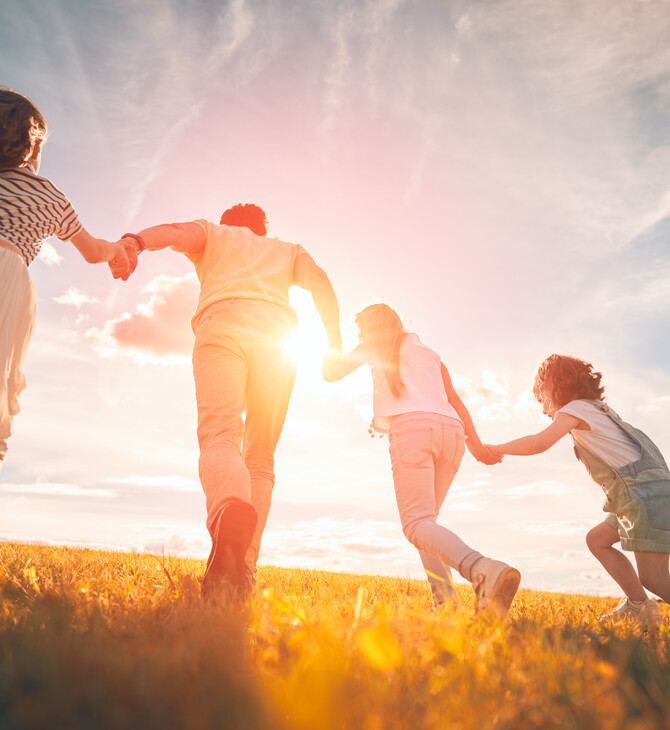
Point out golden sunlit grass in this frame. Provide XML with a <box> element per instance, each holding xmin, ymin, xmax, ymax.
<box><xmin>1</xmin><ymin>542</ymin><xmax>669</xmax><ymax>729</ymax></box>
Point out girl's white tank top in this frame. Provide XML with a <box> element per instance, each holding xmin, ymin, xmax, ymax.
<box><xmin>370</xmin><ymin>333</ymin><xmax>462</xmax><ymax>433</ymax></box>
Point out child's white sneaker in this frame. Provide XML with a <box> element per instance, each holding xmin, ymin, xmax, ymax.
<box><xmin>471</xmin><ymin>557</ymin><xmax>521</xmax><ymax>620</ymax></box>
<box><xmin>599</xmin><ymin>597</ymin><xmax>662</xmax><ymax>626</ymax></box>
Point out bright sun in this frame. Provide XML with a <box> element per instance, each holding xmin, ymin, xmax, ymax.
<box><xmin>285</xmin><ymin>288</ymin><xmax>329</xmax><ymax>378</ymax></box>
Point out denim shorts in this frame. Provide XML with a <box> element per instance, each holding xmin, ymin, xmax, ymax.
<box><xmin>602</xmin><ymin>464</ymin><xmax>670</xmax><ymax>553</ymax></box>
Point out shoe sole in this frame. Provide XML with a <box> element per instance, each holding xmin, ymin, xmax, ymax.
<box><xmin>203</xmin><ymin>499</ymin><xmax>257</xmax><ymax>598</ymax></box>
<box><xmin>484</xmin><ymin>567</ymin><xmax>521</xmax><ymax>620</ymax></box>
<box><xmin>600</xmin><ymin>612</ymin><xmax>662</xmax><ymax>626</ymax></box>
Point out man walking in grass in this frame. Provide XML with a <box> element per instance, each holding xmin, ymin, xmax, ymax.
<box><xmin>115</xmin><ymin>204</ymin><xmax>342</xmax><ymax>597</ymax></box>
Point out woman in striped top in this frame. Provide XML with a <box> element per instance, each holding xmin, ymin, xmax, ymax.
<box><xmin>0</xmin><ymin>87</ymin><xmax>133</xmax><ymax>466</ymax></box>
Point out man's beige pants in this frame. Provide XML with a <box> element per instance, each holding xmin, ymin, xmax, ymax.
<box><xmin>193</xmin><ymin>300</ymin><xmax>296</xmax><ymax>572</ymax></box>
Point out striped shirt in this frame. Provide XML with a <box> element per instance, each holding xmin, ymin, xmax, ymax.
<box><xmin>0</xmin><ymin>164</ymin><xmax>82</xmax><ymax>266</ymax></box>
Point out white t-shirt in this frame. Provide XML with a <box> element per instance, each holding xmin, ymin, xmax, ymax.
<box><xmin>557</xmin><ymin>400</ymin><xmax>641</xmax><ymax>468</ymax></box>
<box><xmin>370</xmin><ymin>333</ymin><xmax>462</xmax><ymax>432</ymax></box>
<box><xmin>185</xmin><ymin>220</ymin><xmax>306</xmax><ymax>333</ymax></box>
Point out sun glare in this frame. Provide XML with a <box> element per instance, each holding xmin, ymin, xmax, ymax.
<box><xmin>285</xmin><ymin>288</ymin><xmax>329</xmax><ymax>383</ymax></box>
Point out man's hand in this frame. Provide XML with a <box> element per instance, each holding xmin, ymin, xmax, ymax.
<box><xmin>108</xmin><ymin>238</ymin><xmax>139</xmax><ymax>281</ymax></box>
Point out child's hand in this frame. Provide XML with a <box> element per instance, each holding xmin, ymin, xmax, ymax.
<box><xmin>322</xmin><ymin>348</ymin><xmax>344</xmax><ymax>381</ymax></box>
<box><xmin>472</xmin><ymin>443</ymin><xmax>503</xmax><ymax>465</ymax></box>
<box><xmin>483</xmin><ymin>444</ymin><xmax>504</xmax><ymax>461</ymax></box>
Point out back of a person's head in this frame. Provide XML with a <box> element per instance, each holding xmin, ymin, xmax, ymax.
<box><xmin>533</xmin><ymin>353</ymin><xmax>605</xmax><ymax>408</ymax></box>
<box><xmin>220</xmin><ymin>203</ymin><xmax>268</xmax><ymax>236</ymax></box>
<box><xmin>355</xmin><ymin>303</ymin><xmax>404</xmax><ymax>347</ymax></box>
<box><xmin>355</xmin><ymin>303</ymin><xmax>406</xmax><ymax>396</ymax></box>
<box><xmin>0</xmin><ymin>87</ymin><xmax>47</xmax><ymax>169</ymax></box>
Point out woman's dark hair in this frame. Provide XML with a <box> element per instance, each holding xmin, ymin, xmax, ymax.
<box><xmin>0</xmin><ymin>87</ymin><xmax>47</xmax><ymax>168</ymax></box>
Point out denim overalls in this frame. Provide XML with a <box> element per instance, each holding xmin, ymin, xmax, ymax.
<box><xmin>571</xmin><ymin>400</ymin><xmax>670</xmax><ymax>553</ymax></box>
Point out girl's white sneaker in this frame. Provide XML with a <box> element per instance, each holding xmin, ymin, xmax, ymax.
<box><xmin>599</xmin><ymin>598</ymin><xmax>662</xmax><ymax>626</ymax></box>
<box><xmin>471</xmin><ymin>557</ymin><xmax>521</xmax><ymax>620</ymax></box>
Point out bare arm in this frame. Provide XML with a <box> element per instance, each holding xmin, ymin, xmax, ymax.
<box><xmin>70</xmin><ymin>227</ymin><xmax>132</xmax><ymax>280</ymax></box>
<box><xmin>441</xmin><ymin>362</ymin><xmax>501</xmax><ymax>465</ymax></box>
<box><xmin>293</xmin><ymin>251</ymin><xmax>342</xmax><ymax>350</ymax></box>
<box><xmin>322</xmin><ymin>343</ymin><xmax>370</xmax><ymax>381</ymax></box>
<box><xmin>126</xmin><ymin>222</ymin><xmax>207</xmax><ymax>255</ymax></box>
<box><xmin>70</xmin><ymin>227</ymin><xmax>128</xmax><ymax>264</ymax></box>
<box><xmin>487</xmin><ymin>412</ymin><xmax>582</xmax><ymax>456</ymax></box>
<box><xmin>109</xmin><ymin>222</ymin><xmax>206</xmax><ymax>279</ymax></box>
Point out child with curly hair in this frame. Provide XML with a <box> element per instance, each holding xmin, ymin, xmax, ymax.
<box><xmin>324</xmin><ymin>303</ymin><xmax>520</xmax><ymax>619</ymax></box>
<box><xmin>0</xmin><ymin>87</ymin><xmax>132</xmax><ymax>466</ymax></box>
<box><xmin>488</xmin><ymin>354</ymin><xmax>670</xmax><ymax>625</ymax></box>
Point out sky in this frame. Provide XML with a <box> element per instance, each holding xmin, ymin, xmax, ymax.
<box><xmin>1</xmin><ymin>0</ymin><xmax>670</xmax><ymax>597</ymax></box>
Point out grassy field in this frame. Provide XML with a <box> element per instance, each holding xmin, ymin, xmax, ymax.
<box><xmin>0</xmin><ymin>542</ymin><xmax>669</xmax><ymax>730</ymax></box>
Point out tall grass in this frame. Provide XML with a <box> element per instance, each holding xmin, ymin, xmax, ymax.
<box><xmin>0</xmin><ymin>542</ymin><xmax>668</xmax><ymax>729</ymax></box>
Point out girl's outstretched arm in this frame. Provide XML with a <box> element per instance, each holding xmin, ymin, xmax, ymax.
<box><xmin>441</xmin><ymin>363</ymin><xmax>501</xmax><ymax>465</ymax></box>
<box><xmin>487</xmin><ymin>412</ymin><xmax>582</xmax><ymax>456</ymax></box>
<box><xmin>322</xmin><ymin>343</ymin><xmax>370</xmax><ymax>382</ymax></box>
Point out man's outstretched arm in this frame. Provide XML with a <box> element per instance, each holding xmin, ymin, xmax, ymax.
<box><xmin>112</xmin><ymin>222</ymin><xmax>207</xmax><ymax>273</ymax></box>
<box><xmin>293</xmin><ymin>251</ymin><xmax>342</xmax><ymax>350</ymax></box>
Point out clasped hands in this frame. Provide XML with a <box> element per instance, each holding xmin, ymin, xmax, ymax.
<box><xmin>108</xmin><ymin>237</ymin><xmax>141</xmax><ymax>281</ymax></box>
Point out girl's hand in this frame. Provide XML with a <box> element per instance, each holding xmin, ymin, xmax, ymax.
<box><xmin>322</xmin><ymin>348</ymin><xmax>344</xmax><ymax>381</ymax></box>
<box><xmin>471</xmin><ymin>443</ymin><xmax>503</xmax><ymax>465</ymax></box>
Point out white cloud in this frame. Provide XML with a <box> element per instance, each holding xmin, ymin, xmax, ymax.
<box><xmin>637</xmin><ymin>394</ymin><xmax>670</xmax><ymax>415</ymax></box>
<box><xmin>103</xmin><ymin>475</ymin><xmax>200</xmax><ymax>492</ymax></box>
<box><xmin>453</xmin><ymin>371</ymin><xmax>510</xmax><ymax>403</ymax></box>
<box><xmin>261</xmin><ymin>517</ymin><xmax>412</xmax><ymax>574</ymax></box>
<box><xmin>87</xmin><ymin>273</ymin><xmax>197</xmax><ymax>363</ymax></box>
<box><xmin>211</xmin><ymin>0</ymin><xmax>254</xmax><ymax>64</ymax></box>
<box><xmin>0</xmin><ymin>482</ymin><xmax>115</xmax><ymax>498</ymax></box>
<box><xmin>53</xmin><ymin>287</ymin><xmax>99</xmax><ymax>308</ymax></box>
<box><xmin>511</xmin><ymin>519</ymin><xmax>593</xmax><ymax>537</ymax></box>
<box><xmin>319</xmin><ymin>2</ymin><xmax>355</xmax><ymax>146</ymax></box>
<box><xmin>37</xmin><ymin>241</ymin><xmax>64</xmax><ymax>265</ymax></box>
<box><xmin>503</xmin><ymin>480</ymin><xmax>579</xmax><ymax>500</ymax></box>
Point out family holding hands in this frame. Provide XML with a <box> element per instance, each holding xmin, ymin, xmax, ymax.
<box><xmin>2</xmin><ymin>88</ymin><xmax>669</xmax><ymax>624</ymax></box>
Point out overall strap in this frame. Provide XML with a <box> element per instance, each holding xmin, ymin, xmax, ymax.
<box><xmin>582</xmin><ymin>400</ymin><xmax>667</xmax><ymax>475</ymax></box>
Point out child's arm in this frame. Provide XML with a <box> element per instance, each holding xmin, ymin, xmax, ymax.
<box><xmin>487</xmin><ymin>412</ymin><xmax>582</xmax><ymax>456</ymax></box>
<box><xmin>322</xmin><ymin>343</ymin><xmax>370</xmax><ymax>382</ymax></box>
<box><xmin>441</xmin><ymin>362</ymin><xmax>501</xmax><ymax>465</ymax></box>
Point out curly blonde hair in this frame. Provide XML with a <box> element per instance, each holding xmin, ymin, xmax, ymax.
<box><xmin>533</xmin><ymin>354</ymin><xmax>605</xmax><ymax>409</ymax></box>
<box><xmin>0</xmin><ymin>87</ymin><xmax>47</xmax><ymax>168</ymax></box>
<box><xmin>355</xmin><ymin>303</ymin><xmax>406</xmax><ymax>397</ymax></box>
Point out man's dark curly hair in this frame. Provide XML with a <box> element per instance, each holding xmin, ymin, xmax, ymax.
<box><xmin>533</xmin><ymin>354</ymin><xmax>605</xmax><ymax>408</ymax></box>
<box><xmin>220</xmin><ymin>203</ymin><xmax>267</xmax><ymax>236</ymax></box>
